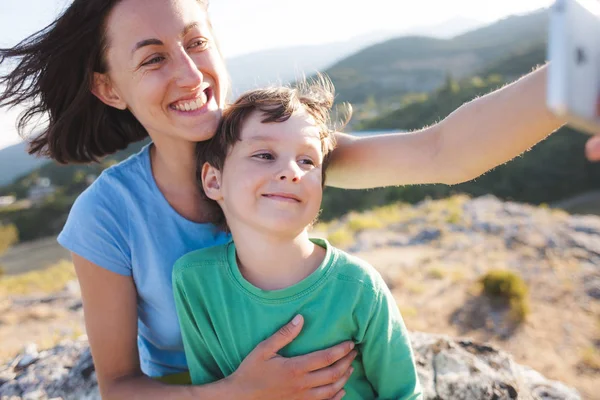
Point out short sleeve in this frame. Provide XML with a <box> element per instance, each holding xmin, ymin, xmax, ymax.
<box><xmin>360</xmin><ymin>280</ymin><xmax>422</xmax><ymax>399</ymax></box>
<box><xmin>57</xmin><ymin>174</ymin><xmax>132</xmax><ymax>276</ymax></box>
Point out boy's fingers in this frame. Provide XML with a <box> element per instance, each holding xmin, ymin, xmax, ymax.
<box><xmin>257</xmin><ymin>314</ymin><xmax>304</xmax><ymax>357</ymax></box>
<box><xmin>290</xmin><ymin>341</ymin><xmax>355</xmax><ymax>372</ymax></box>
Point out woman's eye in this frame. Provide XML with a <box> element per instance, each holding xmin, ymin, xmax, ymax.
<box><xmin>142</xmin><ymin>56</ymin><xmax>164</xmax><ymax>66</ymax></box>
<box><xmin>189</xmin><ymin>39</ymin><xmax>208</xmax><ymax>50</ymax></box>
<box><xmin>253</xmin><ymin>153</ymin><xmax>274</xmax><ymax>160</ymax></box>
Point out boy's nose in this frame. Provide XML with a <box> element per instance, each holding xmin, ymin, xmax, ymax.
<box><xmin>279</xmin><ymin>174</ymin><xmax>299</xmax><ymax>182</ymax></box>
<box><xmin>278</xmin><ymin>162</ymin><xmax>302</xmax><ymax>182</ymax></box>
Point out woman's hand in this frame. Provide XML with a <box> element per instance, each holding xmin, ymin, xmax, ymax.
<box><xmin>228</xmin><ymin>315</ymin><xmax>357</xmax><ymax>400</ymax></box>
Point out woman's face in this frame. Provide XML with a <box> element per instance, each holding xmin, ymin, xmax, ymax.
<box><xmin>98</xmin><ymin>0</ymin><xmax>228</xmax><ymax>144</ymax></box>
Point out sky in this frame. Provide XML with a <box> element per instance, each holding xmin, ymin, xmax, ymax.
<box><xmin>0</xmin><ymin>0</ymin><xmax>553</xmax><ymax>150</ymax></box>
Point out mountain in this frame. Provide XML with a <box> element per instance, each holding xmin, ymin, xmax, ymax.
<box><xmin>324</xmin><ymin>9</ymin><xmax>549</xmax><ymax>105</ymax></box>
<box><xmin>227</xmin><ymin>16</ymin><xmax>485</xmax><ymax>96</ymax></box>
<box><xmin>0</xmin><ymin>142</ymin><xmax>46</xmax><ymax>187</ymax></box>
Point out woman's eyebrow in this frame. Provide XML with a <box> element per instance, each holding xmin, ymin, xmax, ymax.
<box><xmin>131</xmin><ymin>22</ymin><xmax>201</xmax><ymax>55</ymax></box>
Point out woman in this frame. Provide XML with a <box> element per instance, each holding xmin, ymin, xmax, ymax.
<box><xmin>0</xmin><ymin>0</ymin><xmax>591</xmax><ymax>398</ymax></box>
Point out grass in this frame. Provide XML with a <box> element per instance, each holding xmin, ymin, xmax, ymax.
<box><xmin>479</xmin><ymin>269</ymin><xmax>530</xmax><ymax>323</ymax></box>
<box><xmin>327</xmin><ymin>228</ymin><xmax>354</xmax><ymax>248</ymax></box>
<box><xmin>399</xmin><ymin>306</ymin><xmax>418</xmax><ymax>318</ymax></box>
<box><xmin>318</xmin><ymin>202</ymin><xmax>415</xmax><ymax>246</ymax></box>
<box><xmin>372</xmin><ymin>203</ymin><xmax>412</xmax><ymax>224</ymax></box>
<box><xmin>0</xmin><ymin>260</ymin><xmax>76</xmax><ymax>297</ymax></box>
<box><xmin>347</xmin><ymin>213</ymin><xmax>384</xmax><ymax>232</ymax></box>
<box><xmin>580</xmin><ymin>346</ymin><xmax>600</xmax><ymax>371</ymax></box>
<box><xmin>426</xmin><ymin>267</ymin><xmax>446</xmax><ymax>280</ymax></box>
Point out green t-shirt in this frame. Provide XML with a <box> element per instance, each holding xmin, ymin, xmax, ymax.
<box><xmin>172</xmin><ymin>238</ymin><xmax>422</xmax><ymax>399</ymax></box>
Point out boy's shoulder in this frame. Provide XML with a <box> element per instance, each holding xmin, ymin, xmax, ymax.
<box><xmin>320</xmin><ymin>239</ymin><xmax>388</xmax><ymax>295</ymax></box>
<box><xmin>172</xmin><ymin>240</ymin><xmax>231</xmax><ymax>280</ymax></box>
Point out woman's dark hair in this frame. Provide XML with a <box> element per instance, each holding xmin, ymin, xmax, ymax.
<box><xmin>0</xmin><ymin>0</ymin><xmax>207</xmax><ymax>164</ymax></box>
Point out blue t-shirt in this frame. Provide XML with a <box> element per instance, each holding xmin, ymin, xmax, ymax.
<box><xmin>57</xmin><ymin>143</ymin><xmax>230</xmax><ymax>377</ymax></box>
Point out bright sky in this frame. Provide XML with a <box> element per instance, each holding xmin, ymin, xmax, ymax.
<box><xmin>0</xmin><ymin>0</ymin><xmax>553</xmax><ymax>150</ymax></box>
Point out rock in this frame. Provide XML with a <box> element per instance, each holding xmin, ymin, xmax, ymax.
<box><xmin>0</xmin><ymin>339</ymin><xmax>98</xmax><ymax>400</ymax></box>
<box><xmin>410</xmin><ymin>332</ymin><xmax>581</xmax><ymax>400</ymax></box>
<box><xmin>14</xmin><ymin>344</ymin><xmax>39</xmax><ymax>372</ymax></box>
<box><xmin>410</xmin><ymin>228</ymin><xmax>442</xmax><ymax>245</ymax></box>
<box><xmin>583</xmin><ymin>275</ymin><xmax>600</xmax><ymax>299</ymax></box>
<box><xmin>1</xmin><ymin>334</ymin><xmax>581</xmax><ymax>400</ymax></box>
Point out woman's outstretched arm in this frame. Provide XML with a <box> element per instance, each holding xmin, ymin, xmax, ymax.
<box><xmin>327</xmin><ymin>64</ymin><xmax>567</xmax><ymax>189</ymax></box>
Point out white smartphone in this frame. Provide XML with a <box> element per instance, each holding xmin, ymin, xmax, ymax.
<box><xmin>547</xmin><ymin>0</ymin><xmax>600</xmax><ymax>134</ymax></box>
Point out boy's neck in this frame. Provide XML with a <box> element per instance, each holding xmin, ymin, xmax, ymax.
<box><xmin>231</xmin><ymin>229</ymin><xmax>326</xmax><ymax>291</ymax></box>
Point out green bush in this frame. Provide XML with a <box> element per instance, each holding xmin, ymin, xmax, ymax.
<box><xmin>327</xmin><ymin>228</ymin><xmax>354</xmax><ymax>248</ymax></box>
<box><xmin>0</xmin><ymin>223</ymin><xmax>18</xmax><ymax>254</ymax></box>
<box><xmin>347</xmin><ymin>214</ymin><xmax>384</xmax><ymax>232</ymax></box>
<box><xmin>480</xmin><ymin>269</ymin><xmax>530</xmax><ymax>322</ymax></box>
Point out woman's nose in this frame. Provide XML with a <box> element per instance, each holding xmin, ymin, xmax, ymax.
<box><xmin>175</xmin><ymin>51</ymin><xmax>203</xmax><ymax>89</ymax></box>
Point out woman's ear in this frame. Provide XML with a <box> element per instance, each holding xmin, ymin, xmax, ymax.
<box><xmin>201</xmin><ymin>162</ymin><xmax>223</xmax><ymax>201</ymax></box>
<box><xmin>91</xmin><ymin>72</ymin><xmax>128</xmax><ymax>110</ymax></box>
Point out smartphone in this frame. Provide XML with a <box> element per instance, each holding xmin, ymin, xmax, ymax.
<box><xmin>547</xmin><ymin>0</ymin><xmax>600</xmax><ymax>134</ymax></box>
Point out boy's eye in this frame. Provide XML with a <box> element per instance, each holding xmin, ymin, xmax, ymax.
<box><xmin>253</xmin><ymin>153</ymin><xmax>274</xmax><ymax>160</ymax></box>
<box><xmin>299</xmin><ymin>158</ymin><xmax>315</xmax><ymax>166</ymax></box>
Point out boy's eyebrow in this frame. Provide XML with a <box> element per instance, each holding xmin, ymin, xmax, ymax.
<box><xmin>242</xmin><ymin>135</ymin><xmax>278</xmax><ymax>143</ymax></box>
<box><xmin>243</xmin><ymin>134</ymin><xmax>322</xmax><ymax>148</ymax></box>
<box><xmin>131</xmin><ymin>22</ymin><xmax>201</xmax><ymax>55</ymax></box>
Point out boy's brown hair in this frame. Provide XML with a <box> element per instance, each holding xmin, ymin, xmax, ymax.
<box><xmin>196</xmin><ymin>75</ymin><xmax>350</xmax><ymax>227</ymax></box>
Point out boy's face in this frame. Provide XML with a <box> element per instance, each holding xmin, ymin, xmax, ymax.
<box><xmin>202</xmin><ymin>109</ymin><xmax>325</xmax><ymax>238</ymax></box>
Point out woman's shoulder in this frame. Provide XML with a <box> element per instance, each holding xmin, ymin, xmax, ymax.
<box><xmin>76</xmin><ymin>143</ymin><xmax>152</xmax><ymax>207</ymax></box>
<box><xmin>56</xmin><ymin>144</ymin><xmax>153</xmax><ymax>274</ymax></box>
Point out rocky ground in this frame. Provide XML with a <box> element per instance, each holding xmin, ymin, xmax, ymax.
<box><xmin>1</xmin><ymin>195</ymin><xmax>599</xmax><ymax>399</ymax></box>
<box><xmin>0</xmin><ymin>332</ymin><xmax>583</xmax><ymax>400</ymax></box>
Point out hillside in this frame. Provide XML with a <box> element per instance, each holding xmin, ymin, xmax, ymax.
<box><xmin>0</xmin><ymin>143</ymin><xmax>46</xmax><ymax>187</ymax></box>
<box><xmin>5</xmin><ymin>40</ymin><xmax>600</xmax><ymax>244</ymax></box>
<box><xmin>227</xmin><ymin>16</ymin><xmax>485</xmax><ymax>96</ymax></box>
<box><xmin>314</xmin><ymin>195</ymin><xmax>599</xmax><ymax>398</ymax></box>
<box><xmin>0</xmin><ymin>195</ymin><xmax>597</xmax><ymax>398</ymax></box>
<box><xmin>325</xmin><ymin>10</ymin><xmax>548</xmax><ymax>105</ymax></box>
<box><xmin>321</xmin><ymin>41</ymin><xmax>600</xmax><ymax>221</ymax></box>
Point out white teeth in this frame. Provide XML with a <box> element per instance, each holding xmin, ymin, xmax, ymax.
<box><xmin>173</xmin><ymin>91</ymin><xmax>209</xmax><ymax>112</ymax></box>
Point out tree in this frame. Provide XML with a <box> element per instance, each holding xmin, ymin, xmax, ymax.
<box><xmin>0</xmin><ymin>224</ymin><xmax>18</xmax><ymax>276</ymax></box>
<box><xmin>0</xmin><ymin>223</ymin><xmax>18</xmax><ymax>254</ymax></box>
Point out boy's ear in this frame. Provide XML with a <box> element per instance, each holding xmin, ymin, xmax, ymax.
<box><xmin>91</xmin><ymin>72</ymin><xmax>128</xmax><ymax>110</ymax></box>
<box><xmin>201</xmin><ymin>162</ymin><xmax>223</xmax><ymax>201</ymax></box>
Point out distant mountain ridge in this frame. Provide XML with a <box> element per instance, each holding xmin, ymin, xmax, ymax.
<box><xmin>324</xmin><ymin>10</ymin><xmax>548</xmax><ymax>104</ymax></box>
<box><xmin>227</xmin><ymin>16</ymin><xmax>485</xmax><ymax>96</ymax></box>
<box><xmin>0</xmin><ymin>142</ymin><xmax>46</xmax><ymax>187</ymax></box>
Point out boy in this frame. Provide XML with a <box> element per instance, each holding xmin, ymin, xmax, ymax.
<box><xmin>172</xmin><ymin>78</ymin><xmax>422</xmax><ymax>399</ymax></box>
